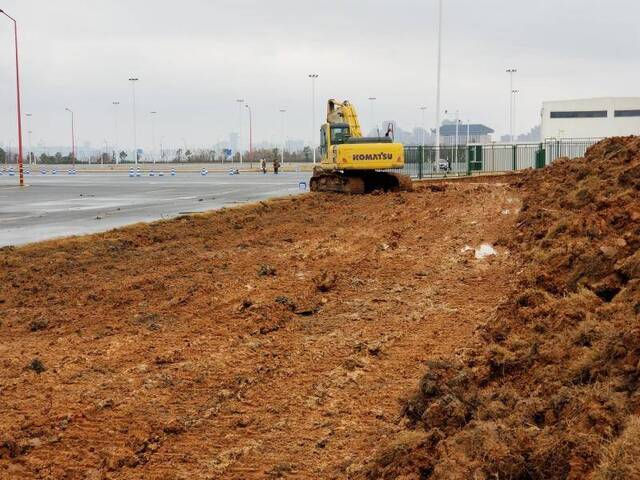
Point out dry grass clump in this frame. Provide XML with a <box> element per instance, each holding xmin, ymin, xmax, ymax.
<box><xmin>593</xmin><ymin>416</ymin><xmax>640</xmax><ymax>480</ymax></box>
<box><xmin>363</xmin><ymin>137</ymin><xmax>640</xmax><ymax>479</ymax></box>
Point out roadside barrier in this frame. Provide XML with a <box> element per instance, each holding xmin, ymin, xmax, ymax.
<box><xmin>401</xmin><ymin>138</ymin><xmax>601</xmax><ymax>179</ymax></box>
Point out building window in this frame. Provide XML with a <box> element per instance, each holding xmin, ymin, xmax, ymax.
<box><xmin>615</xmin><ymin>110</ymin><xmax>640</xmax><ymax>118</ymax></box>
<box><xmin>550</xmin><ymin>111</ymin><xmax>608</xmax><ymax>119</ymax></box>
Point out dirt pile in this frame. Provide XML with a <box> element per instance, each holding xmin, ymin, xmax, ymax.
<box><xmin>364</xmin><ymin>136</ymin><xmax>640</xmax><ymax>479</ymax></box>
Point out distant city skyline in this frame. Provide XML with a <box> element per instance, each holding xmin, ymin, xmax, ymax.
<box><xmin>0</xmin><ymin>118</ymin><xmax>543</xmax><ymax>161</ymax></box>
<box><xmin>1</xmin><ymin>0</ymin><xmax>637</xmax><ymax>153</ymax></box>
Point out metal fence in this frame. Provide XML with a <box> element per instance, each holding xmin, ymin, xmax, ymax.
<box><xmin>400</xmin><ymin>138</ymin><xmax>601</xmax><ymax>179</ymax></box>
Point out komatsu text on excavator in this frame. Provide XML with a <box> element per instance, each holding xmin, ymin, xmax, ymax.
<box><xmin>310</xmin><ymin>99</ymin><xmax>413</xmax><ymax>194</ymax></box>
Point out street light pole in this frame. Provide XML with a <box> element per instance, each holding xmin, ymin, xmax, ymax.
<box><xmin>27</xmin><ymin>130</ymin><xmax>32</xmax><ymax>165</ymax></box>
<box><xmin>435</xmin><ymin>0</ymin><xmax>443</xmax><ymax>163</ymax></box>
<box><xmin>65</xmin><ymin>108</ymin><xmax>75</xmax><ymax>164</ymax></box>
<box><xmin>1</xmin><ymin>9</ymin><xmax>24</xmax><ymax>186</ymax></box>
<box><xmin>25</xmin><ymin>113</ymin><xmax>32</xmax><ymax>164</ymax></box>
<box><xmin>245</xmin><ymin>104</ymin><xmax>253</xmax><ymax>165</ymax></box>
<box><xmin>236</xmin><ymin>99</ymin><xmax>244</xmax><ymax>164</ymax></box>
<box><xmin>280</xmin><ymin>109</ymin><xmax>287</xmax><ymax>166</ymax></box>
<box><xmin>512</xmin><ymin>89</ymin><xmax>520</xmax><ymax>143</ymax></box>
<box><xmin>308</xmin><ymin>74</ymin><xmax>319</xmax><ymax>164</ymax></box>
<box><xmin>129</xmin><ymin>78</ymin><xmax>139</xmax><ymax>165</ymax></box>
<box><xmin>150</xmin><ymin>111</ymin><xmax>157</xmax><ymax>164</ymax></box>
<box><xmin>159</xmin><ymin>137</ymin><xmax>165</xmax><ymax>163</ymax></box>
<box><xmin>454</xmin><ymin>110</ymin><xmax>460</xmax><ymax>172</ymax></box>
<box><xmin>506</xmin><ymin>68</ymin><xmax>517</xmax><ymax>143</ymax></box>
<box><xmin>112</xmin><ymin>101</ymin><xmax>120</xmax><ymax>163</ymax></box>
<box><xmin>419</xmin><ymin>106</ymin><xmax>427</xmax><ymax>147</ymax></box>
<box><xmin>368</xmin><ymin>97</ymin><xmax>377</xmax><ymax>134</ymax></box>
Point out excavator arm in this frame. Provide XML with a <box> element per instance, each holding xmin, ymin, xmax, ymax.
<box><xmin>327</xmin><ymin>99</ymin><xmax>363</xmax><ymax>138</ymax></box>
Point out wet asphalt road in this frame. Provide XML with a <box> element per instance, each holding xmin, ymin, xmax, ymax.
<box><xmin>0</xmin><ymin>170</ymin><xmax>311</xmax><ymax>247</ymax></box>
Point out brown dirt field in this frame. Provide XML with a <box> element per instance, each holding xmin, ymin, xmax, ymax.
<box><xmin>0</xmin><ymin>181</ymin><xmax>520</xmax><ymax>479</ymax></box>
<box><xmin>365</xmin><ymin>137</ymin><xmax>640</xmax><ymax>480</ymax></box>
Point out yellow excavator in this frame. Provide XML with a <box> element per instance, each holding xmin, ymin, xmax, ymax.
<box><xmin>310</xmin><ymin>99</ymin><xmax>413</xmax><ymax>194</ymax></box>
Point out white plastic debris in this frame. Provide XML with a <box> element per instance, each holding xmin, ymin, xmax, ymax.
<box><xmin>460</xmin><ymin>246</ymin><xmax>473</xmax><ymax>253</ymax></box>
<box><xmin>475</xmin><ymin>244</ymin><xmax>497</xmax><ymax>259</ymax></box>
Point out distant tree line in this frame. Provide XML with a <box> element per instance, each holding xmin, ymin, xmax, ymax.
<box><xmin>38</xmin><ymin>153</ymin><xmax>76</xmax><ymax>164</ymax></box>
<box><xmin>0</xmin><ymin>146</ymin><xmax>320</xmax><ymax>165</ymax></box>
<box><xmin>0</xmin><ymin>148</ymin><xmax>76</xmax><ymax>165</ymax></box>
<box><xmin>158</xmin><ymin>147</ymin><xmax>317</xmax><ymax>163</ymax></box>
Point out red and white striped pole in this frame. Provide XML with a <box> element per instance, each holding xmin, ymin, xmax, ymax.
<box><xmin>1</xmin><ymin>9</ymin><xmax>24</xmax><ymax>187</ymax></box>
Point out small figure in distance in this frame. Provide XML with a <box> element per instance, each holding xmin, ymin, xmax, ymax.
<box><xmin>261</xmin><ymin>158</ymin><xmax>267</xmax><ymax>174</ymax></box>
<box><xmin>273</xmin><ymin>158</ymin><xmax>280</xmax><ymax>175</ymax></box>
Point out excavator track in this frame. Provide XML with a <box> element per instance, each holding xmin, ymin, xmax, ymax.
<box><xmin>310</xmin><ymin>169</ymin><xmax>412</xmax><ymax>195</ymax></box>
<box><xmin>310</xmin><ymin>171</ymin><xmax>365</xmax><ymax>194</ymax></box>
<box><xmin>392</xmin><ymin>172</ymin><xmax>414</xmax><ymax>192</ymax></box>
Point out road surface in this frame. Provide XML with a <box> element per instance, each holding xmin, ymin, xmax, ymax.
<box><xmin>0</xmin><ymin>170</ymin><xmax>310</xmax><ymax>246</ymax></box>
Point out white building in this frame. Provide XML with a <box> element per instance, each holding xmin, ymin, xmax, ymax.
<box><xmin>541</xmin><ymin>97</ymin><xmax>640</xmax><ymax>140</ymax></box>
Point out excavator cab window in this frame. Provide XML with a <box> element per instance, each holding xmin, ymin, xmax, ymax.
<box><xmin>330</xmin><ymin>126</ymin><xmax>350</xmax><ymax>145</ymax></box>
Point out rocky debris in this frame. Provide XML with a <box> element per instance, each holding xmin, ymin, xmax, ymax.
<box><xmin>258</xmin><ymin>264</ymin><xmax>277</xmax><ymax>277</ymax></box>
<box><xmin>474</xmin><ymin>243</ymin><xmax>497</xmax><ymax>259</ymax></box>
<box><xmin>275</xmin><ymin>295</ymin><xmax>297</xmax><ymax>311</ymax></box>
<box><xmin>238</xmin><ymin>298</ymin><xmax>254</xmax><ymax>312</ymax></box>
<box><xmin>424</xmin><ymin>184</ymin><xmax>447</xmax><ymax>193</ymax></box>
<box><xmin>314</xmin><ymin>271</ymin><xmax>337</xmax><ymax>292</ymax></box>
<box><xmin>28</xmin><ymin>318</ymin><xmax>49</xmax><ymax>332</ymax></box>
<box><xmin>28</xmin><ymin>358</ymin><xmax>46</xmax><ymax>374</ymax></box>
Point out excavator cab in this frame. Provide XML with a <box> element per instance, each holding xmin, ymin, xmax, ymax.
<box><xmin>330</xmin><ymin>124</ymin><xmax>351</xmax><ymax>145</ymax></box>
<box><xmin>320</xmin><ymin>124</ymin><xmax>350</xmax><ymax>157</ymax></box>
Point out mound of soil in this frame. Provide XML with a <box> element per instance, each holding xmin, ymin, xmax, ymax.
<box><xmin>364</xmin><ymin>137</ymin><xmax>640</xmax><ymax>479</ymax></box>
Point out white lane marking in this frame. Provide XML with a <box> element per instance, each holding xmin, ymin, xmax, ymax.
<box><xmin>0</xmin><ymin>213</ymin><xmax>47</xmax><ymax>223</ymax></box>
<box><xmin>143</xmin><ymin>188</ymin><xmax>176</xmax><ymax>194</ymax></box>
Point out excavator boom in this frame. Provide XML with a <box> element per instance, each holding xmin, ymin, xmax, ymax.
<box><xmin>327</xmin><ymin>99</ymin><xmax>363</xmax><ymax>137</ymax></box>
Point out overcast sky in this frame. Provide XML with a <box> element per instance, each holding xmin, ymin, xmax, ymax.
<box><xmin>0</xmin><ymin>0</ymin><xmax>638</xmax><ymax>152</ymax></box>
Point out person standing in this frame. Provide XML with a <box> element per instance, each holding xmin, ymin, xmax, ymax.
<box><xmin>261</xmin><ymin>158</ymin><xmax>267</xmax><ymax>174</ymax></box>
<box><xmin>273</xmin><ymin>158</ymin><xmax>280</xmax><ymax>175</ymax></box>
